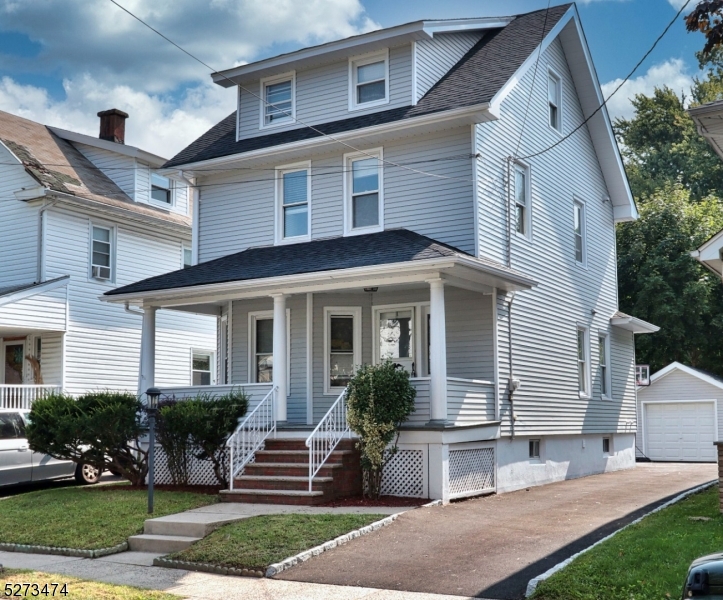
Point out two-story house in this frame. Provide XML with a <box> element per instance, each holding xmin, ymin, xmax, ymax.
<box><xmin>0</xmin><ymin>109</ymin><xmax>216</xmax><ymax>405</ymax></box>
<box><xmin>104</xmin><ymin>4</ymin><xmax>657</xmax><ymax>503</ymax></box>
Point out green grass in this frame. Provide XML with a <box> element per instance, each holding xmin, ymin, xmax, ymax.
<box><xmin>169</xmin><ymin>513</ymin><xmax>387</xmax><ymax>570</ymax></box>
<box><xmin>532</xmin><ymin>486</ymin><xmax>723</xmax><ymax>600</ymax></box>
<box><xmin>0</xmin><ymin>485</ymin><xmax>217</xmax><ymax>550</ymax></box>
<box><xmin>0</xmin><ymin>570</ymin><xmax>179</xmax><ymax>600</ymax></box>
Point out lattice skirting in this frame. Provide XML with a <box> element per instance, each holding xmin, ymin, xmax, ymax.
<box><xmin>151</xmin><ymin>445</ymin><xmax>224</xmax><ymax>486</ymax></box>
<box><xmin>448</xmin><ymin>446</ymin><xmax>495</xmax><ymax>499</ymax></box>
<box><xmin>380</xmin><ymin>448</ymin><xmax>426</xmax><ymax>498</ymax></box>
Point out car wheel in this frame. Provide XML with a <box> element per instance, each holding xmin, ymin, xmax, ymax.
<box><xmin>75</xmin><ymin>463</ymin><xmax>100</xmax><ymax>485</ymax></box>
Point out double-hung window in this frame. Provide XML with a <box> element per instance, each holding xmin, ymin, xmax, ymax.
<box><xmin>151</xmin><ymin>173</ymin><xmax>172</xmax><ymax>204</ymax></box>
<box><xmin>577</xmin><ymin>326</ymin><xmax>590</xmax><ymax>397</ymax></box>
<box><xmin>599</xmin><ymin>333</ymin><xmax>611</xmax><ymax>399</ymax></box>
<box><xmin>350</xmin><ymin>51</ymin><xmax>389</xmax><ymax>110</ymax></box>
<box><xmin>261</xmin><ymin>73</ymin><xmax>294</xmax><ymax>127</ymax></box>
<box><xmin>324</xmin><ymin>307</ymin><xmax>361</xmax><ymax>393</ymax></box>
<box><xmin>573</xmin><ymin>200</ymin><xmax>586</xmax><ymax>265</ymax></box>
<box><xmin>548</xmin><ymin>70</ymin><xmax>562</xmax><ymax>131</ymax></box>
<box><xmin>192</xmin><ymin>351</ymin><xmax>214</xmax><ymax>385</ymax></box>
<box><xmin>183</xmin><ymin>246</ymin><xmax>193</xmax><ymax>269</ymax></box>
<box><xmin>345</xmin><ymin>150</ymin><xmax>383</xmax><ymax>235</ymax></box>
<box><xmin>90</xmin><ymin>224</ymin><xmax>113</xmax><ymax>281</ymax></box>
<box><xmin>276</xmin><ymin>163</ymin><xmax>310</xmax><ymax>243</ymax></box>
<box><xmin>249</xmin><ymin>311</ymin><xmax>291</xmax><ymax>386</ymax></box>
<box><xmin>514</xmin><ymin>162</ymin><xmax>531</xmax><ymax>237</ymax></box>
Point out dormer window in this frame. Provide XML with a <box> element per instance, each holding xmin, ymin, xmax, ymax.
<box><xmin>151</xmin><ymin>173</ymin><xmax>172</xmax><ymax>204</ymax></box>
<box><xmin>548</xmin><ymin>69</ymin><xmax>562</xmax><ymax>132</ymax></box>
<box><xmin>261</xmin><ymin>72</ymin><xmax>295</xmax><ymax>128</ymax></box>
<box><xmin>349</xmin><ymin>51</ymin><xmax>389</xmax><ymax>110</ymax></box>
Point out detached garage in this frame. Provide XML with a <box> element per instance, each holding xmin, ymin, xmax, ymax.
<box><xmin>637</xmin><ymin>362</ymin><xmax>720</xmax><ymax>462</ymax></box>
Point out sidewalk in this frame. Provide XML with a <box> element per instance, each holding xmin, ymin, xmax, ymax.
<box><xmin>0</xmin><ymin>550</ymin><xmax>474</xmax><ymax>600</ymax></box>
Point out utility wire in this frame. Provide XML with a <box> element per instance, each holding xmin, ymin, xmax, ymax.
<box><xmin>517</xmin><ymin>0</ymin><xmax>693</xmax><ymax>161</ymax></box>
<box><xmin>107</xmin><ymin>0</ymin><xmax>476</xmax><ymax>184</ymax></box>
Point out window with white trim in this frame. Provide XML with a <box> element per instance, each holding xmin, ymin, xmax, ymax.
<box><xmin>548</xmin><ymin>70</ymin><xmax>561</xmax><ymax>131</ymax></box>
<box><xmin>151</xmin><ymin>173</ymin><xmax>173</xmax><ymax>204</ymax></box>
<box><xmin>577</xmin><ymin>326</ymin><xmax>590</xmax><ymax>397</ymax></box>
<box><xmin>192</xmin><ymin>351</ymin><xmax>214</xmax><ymax>386</ymax></box>
<box><xmin>345</xmin><ymin>150</ymin><xmax>383</xmax><ymax>234</ymax></box>
<box><xmin>349</xmin><ymin>51</ymin><xmax>389</xmax><ymax>110</ymax></box>
<box><xmin>324</xmin><ymin>307</ymin><xmax>361</xmax><ymax>393</ymax></box>
<box><xmin>276</xmin><ymin>164</ymin><xmax>310</xmax><ymax>242</ymax></box>
<box><xmin>183</xmin><ymin>246</ymin><xmax>193</xmax><ymax>269</ymax></box>
<box><xmin>599</xmin><ymin>333</ymin><xmax>611</xmax><ymax>399</ymax></box>
<box><xmin>573</xmin><ymin>200</ymin><xmax>586</xmax><ymax>265</ymax></box>
<box><xmin>248</xmin><ymin>311</ymin><xmax>290</xmax><ymax>385</ymax></box>
<box><xmin>262</xmin><ymin>73</ymin><xmax>294</xmax><ymax>127</ymax></box>
<box><xmin>514</xmin><ymin>162</ymin><xmax>531</xmax><ymax>237</ymax></box>
<box><xmin>90</xmin><ymin>225</ymin><xmax>113</xmax><ymax>281</ymax></box>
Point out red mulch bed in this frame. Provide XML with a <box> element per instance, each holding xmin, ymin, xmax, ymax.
<box><xmin>319</xmin><ymin>495</ymin><xmax>429</xmax><ymax>508</ymax></box>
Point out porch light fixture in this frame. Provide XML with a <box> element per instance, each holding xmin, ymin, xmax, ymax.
<box><xmin>364</xmin><ymin>287</ymin><xmax>378</xmax><ymax>293</ymax></box>
<box><xmin>146</xmin><ymin>387</ymin><xmax>161</xmax><ymax>515</ymax></box>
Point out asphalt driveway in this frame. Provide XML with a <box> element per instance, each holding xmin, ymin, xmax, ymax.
<box><xmin>276</xmin><ymin>462</ymin><xmax>717</xmax><ymax>599</ymax></box>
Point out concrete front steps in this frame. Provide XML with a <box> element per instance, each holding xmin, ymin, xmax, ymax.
<box><xmin>128</xmin><ymin>511</ymin><xmax>244</xmax><ymax>553</ymax></box>
<box><xmin>219</xmin><ymin>438</ymin><xmax>362</xmax><ymax>505</ymax></box>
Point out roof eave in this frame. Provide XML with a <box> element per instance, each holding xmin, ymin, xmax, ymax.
<box><xmin>0</xmin><ymin>276</ymin><xmax>69</xmax><ymax>308</ymax></box>
<box><xmin>610</xmin><ymin>315</ymin><xmax>659</xmax><ymax>334</ymax></box>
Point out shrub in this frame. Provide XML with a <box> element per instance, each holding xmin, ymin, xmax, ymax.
<box><xmin>27</xmin><ymin>391</ymin><xmax>148</xmax><ymax>486</ymax></box>
<box><xmin>345</xmin><ymin>361</ymin><xmax>416</xmax><ymax>498</ymax></box>
<box><xmin>156</xmin><ymin>399</ymin><xmax>194</xmax><ymax>485</ymax></box>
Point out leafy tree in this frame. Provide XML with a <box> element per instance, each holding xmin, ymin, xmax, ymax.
<box><xmin>686</xmin><ymin>1</ymin><xmax>723</xmax><ymax>57</ymax></box>
<box><xmin>617</xmin><ymin>185</ymin><xmax>723</xmax><ymax>374</ymax></box>
<box><xmin>345</xmin><ymin>361</ymin><xmax>416</xmax><ymax>499</ymax></box>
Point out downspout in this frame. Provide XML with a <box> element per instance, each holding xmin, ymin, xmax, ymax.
<box><xmin>124</xmin><ymin>302</ymin><xmax>144</xmax><ymax>316</ymax></box>
<box><xmin>507</xmin><ymin>292</ymin><xmax>518</xmax><ymax>439</ymax></box>
<box><xmin>37</xmin><ymin>198</ymin><xmax>59</xmax><ymax>282</ymax></box>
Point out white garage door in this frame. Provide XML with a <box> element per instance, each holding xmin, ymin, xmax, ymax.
<box><xmin>645</xmin><ymin>402</ymin><xmax>716</xmax><ymax>462</ymax></box>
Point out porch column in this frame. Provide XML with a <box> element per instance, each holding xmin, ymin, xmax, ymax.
<box><xmin>138</xmin><ymin>306</ymin><xmax>157</xmax><ymax>396</ymax></box>
<box><xmin>272</xmin><ymin>293</ymin><xmax>288</xmax><ymax>423</ymax></box>
<box><xmin>428</xmin><ymin>278</ymin><xmax>448</xmax><ymax>424</ymax></box>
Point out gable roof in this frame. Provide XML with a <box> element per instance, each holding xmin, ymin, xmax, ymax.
<box><xmin>105</xmin><ymin>228</ymin><xmax>534</xmax><ymax>298</ymax></box>
<box><xmin>650</xmin><ymin>361</ymin><xmax>723</xmax><ymax>392</ymax></box>
<box><xmin>163</xmin><ymin>5</ymin><xmax>570</xmax><ymax>169</ymax></box>
<box><xmin>0</xmin><ymin>276</ymin><xmax>69</xmax><ymax>309</ymax></box>
<box><xmin>0</xmin><ymin>109</ymin><xmax>190</xmax><ymax>229</ymax></box>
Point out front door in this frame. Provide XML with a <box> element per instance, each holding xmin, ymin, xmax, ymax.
<box><xmin>377</xmin><ymin>308</ymin><xmax>416</xmax><ymax>375</ymax></box>
<box><xmin>3</xmin><ymin>342</ymin><xmax>24</xmax><ymax>385</ymax></box>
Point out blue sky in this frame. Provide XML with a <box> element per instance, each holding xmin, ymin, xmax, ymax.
<box><xmin>0</xmin><ymin>0</ymin><xmax>702</xmax><ymax>156</ymax></box>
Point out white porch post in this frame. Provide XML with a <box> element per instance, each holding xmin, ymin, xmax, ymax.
<box><xmin>272</xmin><ymin>293</ymin><xmax>288</xmax><ymax>423</ymax></box>
<box><xmin>428</xmin><ymin>278</ymin><xmax>448</xmax><ymax>424</ymax></box>
<box><xmin>138</xmin><ymin>306</ymin><xmax>157</xmax><ymax>396</ymax></box>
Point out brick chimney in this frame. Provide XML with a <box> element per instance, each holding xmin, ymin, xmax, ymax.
<box><xmin>97</xmin><ymin>108</ymin><xmax>129</xmax><ymax>144</ymax></box>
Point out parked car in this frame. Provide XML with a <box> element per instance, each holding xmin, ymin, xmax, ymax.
<box><xmin>683</xmin><ymin>552</ymin><xmax>723</xmax><ymax>598</ymax></box>
<box><xmin>0</xmin><ymin>409</ymin><xmax>99</xmax><ymax>487</ymax></box>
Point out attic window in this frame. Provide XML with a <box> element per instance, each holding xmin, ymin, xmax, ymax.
<box><xmin>548</xmin><ymin>69</ymin><xmax>562</xmax><ymax>132</ymax></box>
<box><xmin>349</xmin><ymin>50</ymin><xmax>389</xmax><ymax>110</ymax></box>
<box><xmin>151</xmin><ymin>173</ymin><xmax>172</xmax><ymax>204</ymax></box>
<box><xmin>262</xmin><ymin>72</ymin><xmax>295</xmax><ymax>128</ymax></box>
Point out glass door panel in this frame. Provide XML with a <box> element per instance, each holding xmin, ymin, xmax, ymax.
<box><xmin>378</xmin><ymin>309</ymin><xmax>414</xmax><ymax>374</ymax></box>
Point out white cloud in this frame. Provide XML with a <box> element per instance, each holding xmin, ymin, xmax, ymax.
<box><xmin>0</xmin><ymin>0</ymin><xmax>379</xmax><ymax>157</ymax></box>
<box><xmin>667</xmin><ymin>0</ymin><xmax>689</xmax><ymax>9</ymax></box>
<box><xmin>601</xmin><ymin>58</ymin><xmax>694</xmax><ymax>121</ymax></box>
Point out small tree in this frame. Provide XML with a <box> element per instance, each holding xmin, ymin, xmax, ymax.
<box><xmin>27</xmin><ymin>391</ymin><xmax>149</xmax><ymax>486</ymax></box>
<box><xmin>346</xmin><ymin>361</ymin><xmax>416</xmax><ymax>499</ymax></box>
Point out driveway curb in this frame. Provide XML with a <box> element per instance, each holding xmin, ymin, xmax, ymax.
<box><xmin>0</xmin><ymin>541</ymin><xmax>128</xmax><ymax>559</ymax></box>
<box><xmin>525</xmin><ymin>480</ymin><xmax>717</xmax><ymax>597</ymax></box>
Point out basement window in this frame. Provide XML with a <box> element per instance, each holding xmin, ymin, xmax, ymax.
<box><xmin>603</xmin><ymin>437</ymin><xmax>611</xmax><ymax>455</ymax></box>
<box><xmin>529</xmin><ymin>439</ymin><xmax>541</xmax><ymax>460</ymax></box>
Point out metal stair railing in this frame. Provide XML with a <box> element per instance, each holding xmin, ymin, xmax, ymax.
<box><xmin>305</xmin><ymin>387</ymin><xmax>349</xmax><ymax>492</ymax></box>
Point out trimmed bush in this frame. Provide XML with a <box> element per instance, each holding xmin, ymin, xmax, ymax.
<box><xmin>346</xmin><ymin>361</ymin><xmax>416</xmax><ymax>498</ymax></box>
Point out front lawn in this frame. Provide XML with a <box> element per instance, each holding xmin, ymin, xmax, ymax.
<box><xmin>0</xmin><ymin>485</ymin><xmax>216</xmax><ymax>550</ymax></box>
<box><xmin>0</xmin><ymin>569</ymin><xmax>178</xmax><ymax>600</ymax></box>
<box><xmin>169</xmin><ymin>513</ymin><xmax>386</xmax><ymax>570</ymax></box>
<box><xmin>532</xmin><ymin>486</ymin><xmax>723</xmax><ymax>600</ymax></box>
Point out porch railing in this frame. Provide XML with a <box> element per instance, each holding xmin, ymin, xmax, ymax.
<box><xmin>226</xmin><ymin>386</ymin><xmax>277</xmax><ymax>490</ymax></box>
<box><xmin>306</xmin><ymin>386</ymin><xmax>349</xmax><ymax>492</ymax></box>
<box><xmin>0</xmin><ymin>385</ymin><xmax>61</xmax><ymax>410</ymax></box>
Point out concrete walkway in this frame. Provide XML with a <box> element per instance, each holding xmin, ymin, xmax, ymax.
<box><xmin>0</xmin><ymin>550</ymin><xmax>475</xmax><ymax>600</ymax></box>
<box><xmin>276</xmin><ymin>463</ymin><xmax>717</xmax><ymax>599</ymax></box>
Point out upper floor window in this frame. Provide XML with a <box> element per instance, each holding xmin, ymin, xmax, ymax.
<box><xmin>151</xmin><ymin>173</ymin><xmax>173</xmax><ymax>204</ymax></box>
<box><xmin>183</xmin><ymin>246</ymin><xmax>192</xmax><ymax>269</ymax></box>
<box><xmin>90</xmin><ymin>224</ymin><xmax>113</xmax><ymax>281</ymax></box>
<box><xmin>261</xmin><ymin>72</ymin><xmax>295</xmax><ymax>128</ymax></box>
<box><xmin>548</xmin><ymin>70</ymin><xmax>562</xmax><ymax>132</ymax></box>
<box><xmin>514</xmin><ymin>162</ymin><xmax>531</xmax><ymax>238</ymax></box>
<box><xmin>599</xmin><ymin>333</ymin><xmax>611</xmax><ymax>399</ymax></box>
<box><xmin>577</xmin><ymin>326</ymin><xmax>590</xmax><ymax>397</ymax></box>
<box><xmin>349</xmin><ymin>51</ymin><xmax>389</xmax><ymax>110</ymax></box>
<box><xmin>573</xmin><ymin>200</ymin><xmax>586</xmax><ymax>266</ymax></box>
<box><xmin>344</xmin><ymin>149</ymin><xmax>383</xmax><ymax>235</ymax></box>
<box><xmin>276</xmin><ymin>163</ymin><xmax>310</xmax><ymax>243</ymax></box>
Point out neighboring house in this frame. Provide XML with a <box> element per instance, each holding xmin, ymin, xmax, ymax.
<box><xmin>636</xmin><ymin>362</ymin><xmax>720</xmax><ymax>463</ymax></box>
<box><xmin>0</xmin><ymin>109</ymin><xmax>216</xmax><ymax>405</ymax></box>
<box><xmin>104</xmin><ymin>4</ymin><xmax>657</xmax><ymax>502</ymax></box>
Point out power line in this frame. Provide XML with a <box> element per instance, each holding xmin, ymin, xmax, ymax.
<box><xmin>517</xmin><ymin>0</ymin><xmax>693</xmax><ymax>161</ymax></box>
<box><xmin>107</xmin><ymin>0</ymin><xmax>475</xmax><ymax>184</ymax></box>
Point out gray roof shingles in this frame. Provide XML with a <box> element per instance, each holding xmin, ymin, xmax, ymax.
<box><xmin>163</xmin><ymin>5</ymin><xmax>570</xmax><ymax>169</ymax></box>
<box><xmin>105</xmin><ymin>229</ymin><xmax>471</xmax><ymax>296</ymax></box>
